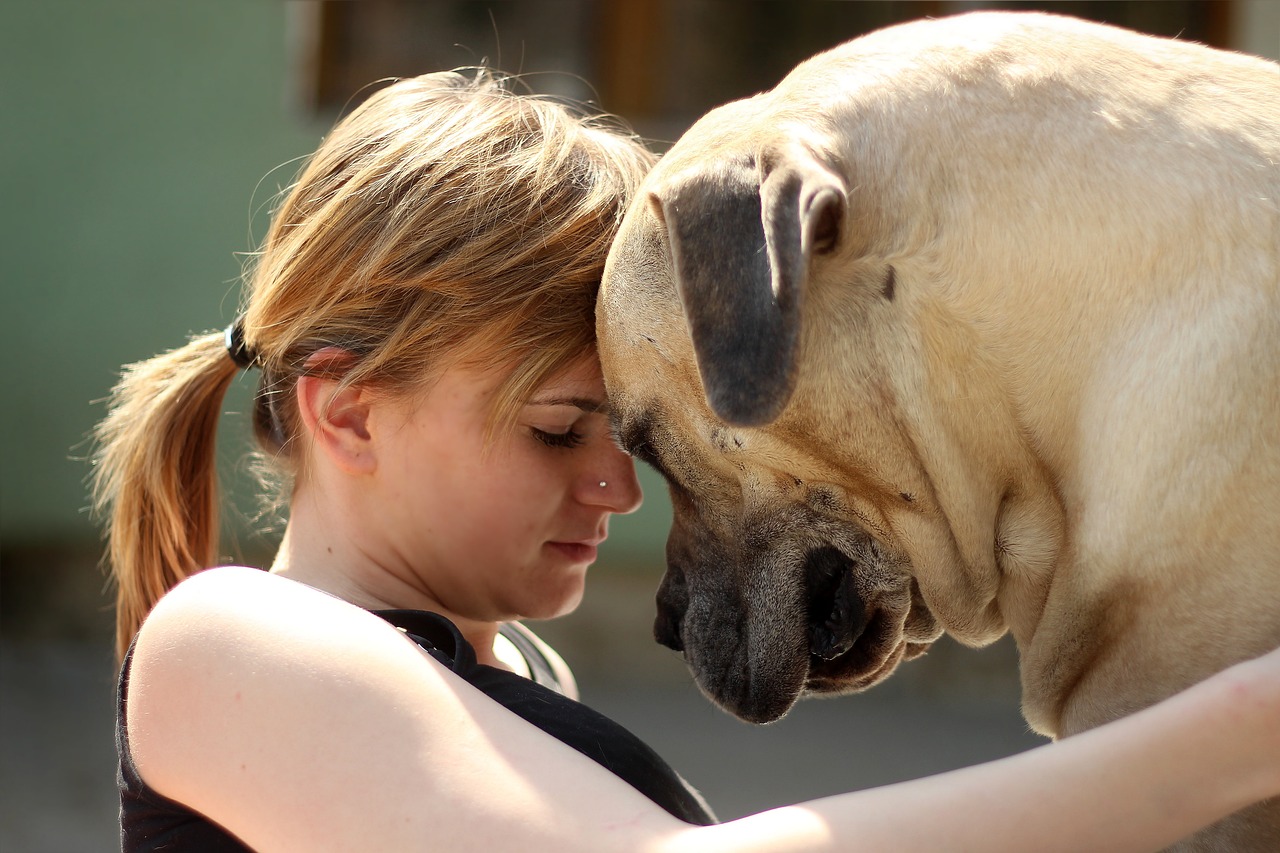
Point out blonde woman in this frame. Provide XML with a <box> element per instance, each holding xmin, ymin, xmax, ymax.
<box><xmin>92</xmin><ymin>70</ymin><xmax>1280</xmax><ymax>852</ymax></box>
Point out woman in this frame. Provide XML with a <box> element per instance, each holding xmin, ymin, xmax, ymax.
<box><xmin>92</xmin><ymin>69</ymin><xmax>1280</xmax><ymax>852</ymax></box>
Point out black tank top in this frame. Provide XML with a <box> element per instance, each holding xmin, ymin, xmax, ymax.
<box><xmin>117</xmin><ymin>610</ymin><xmax>716</xmax><ymax>850</ymax></box>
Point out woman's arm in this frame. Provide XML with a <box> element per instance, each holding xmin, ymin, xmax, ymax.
<box><xmin>670</xmin><ymin>648</ymin><xmax>1280</xmax><ymax>853</ymax></box>
<box><xmin>129</xmin><ymin>567</ymin><xmax>1280</xmax><ymax>853</ymax></box>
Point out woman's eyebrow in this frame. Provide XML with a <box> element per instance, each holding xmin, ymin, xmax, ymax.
<box><xmin>527</xmin><ymin>395</ymin><xmax>610</xmax><ymax>413</ymax></box>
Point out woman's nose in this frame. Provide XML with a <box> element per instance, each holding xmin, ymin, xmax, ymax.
<box><xmin>583</xmin><ymin>445</ymin><xmax>643</xmax><ymax>514</ymax></box>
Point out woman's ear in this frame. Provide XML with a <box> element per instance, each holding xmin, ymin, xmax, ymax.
<box><xmin>294</xmin><ymin>349</ymin><xmax>375</xmax><ymax>475</ymax></box>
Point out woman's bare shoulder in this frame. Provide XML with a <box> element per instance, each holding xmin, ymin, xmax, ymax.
<box><xmin>139</xmin><ymin>566</ymin><xmax>360</xmax><ymax>643</ymax></box>
<box><xmin>127</xmin><ymin>567</ymin><xmax>440</xmax><ymax>808</ymax></box>
<box><xmin>126</xmin><ymin>567</ymin><xmax>680</xmax><ymax>852</ymax></box>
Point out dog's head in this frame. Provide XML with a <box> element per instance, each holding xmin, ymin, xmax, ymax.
<box><xmin>597</xmin><ymin>105</ymin><xmax>953</xmax><ymax>723</ymax></box>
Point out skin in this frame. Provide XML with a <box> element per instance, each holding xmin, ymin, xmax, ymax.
<box><xmin>272</xmin><ymin>351</ymin><xmax>642</xmax><ymax>668</ymax></box>
<box><xmin>121</xmin><ymin>348</ymin><xmax>1280</xmax><ymax>851</ymax></box>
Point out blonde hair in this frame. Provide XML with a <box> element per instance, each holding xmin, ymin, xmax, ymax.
<box><xmin>91</xmin><ymin>70</ymin><xmax>656</xmax><ymax>660</ymax></box>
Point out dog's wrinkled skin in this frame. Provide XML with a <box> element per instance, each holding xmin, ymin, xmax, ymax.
<box><xmin>598</xmin><ymin>12</ymin><xmax>1279</xmax><ymax>849</ymax></box>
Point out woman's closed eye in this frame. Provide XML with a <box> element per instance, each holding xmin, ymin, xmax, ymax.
<box><xmin>531</xmin><ymin>427</ymin><xmax>586</xmax><ymax>449</ymax></box>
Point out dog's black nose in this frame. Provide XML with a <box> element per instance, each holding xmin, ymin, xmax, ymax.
<box><xmin>654</xmin><ymin>564</ymin><xmax>688</xmax><ymax>652</ymax></box>
<box><xmin>654</xmin><ymin>606</ymin><xmax>684</xmax><ymax>652</ymax></box>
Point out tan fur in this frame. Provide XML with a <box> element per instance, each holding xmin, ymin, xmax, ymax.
<box><xmin>598</xmin><ymin>12</ymin><xmax>1279</xmax><ymax>850</ymax></box>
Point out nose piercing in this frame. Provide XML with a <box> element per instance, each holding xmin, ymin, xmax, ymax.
<box><xmin>599</xmin><ymin>481</ymin><xmax>608</xmax><ymax>488</ymax></box>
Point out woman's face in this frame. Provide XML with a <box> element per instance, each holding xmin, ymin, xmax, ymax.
<box><xmin>369</xmin><ymin>353</ymin><xmax>643</xmax><ymax>623</ymax></box>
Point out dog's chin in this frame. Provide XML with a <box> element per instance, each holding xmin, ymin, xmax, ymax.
<box><xmin>805</xmin><ymin>636</ymin><xmax>934</xmax><ymax>694</ymax></box>
<box><xmin>803</xmin><ymin>605</ymin><xmax>920</xmax><ymax>695</ymax></box>
<box><xmin>693</xmin><ymin>629</ymin><xmax>931</xmax><ymax>724</ymax></box>
<box><xmin>801</xmin><ymin>544</ymin><xmax>938</xmax><ymax>696</ymax></box>
<box><xmin>687</xmin><ymin>605</ymin><xmax>935</xmax><ymax>725</ymax></box>
<box><xmin>679</xmin><ymin>546</ymin><xmax>940</xmax><ymax>724</ymax></box>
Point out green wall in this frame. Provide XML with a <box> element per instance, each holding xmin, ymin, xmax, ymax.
<box><xmin>0</xmin><ymin>0</ymin><xmax>674</xmax><ymax>576</ymax></box>
<box><xmin>2</xmin><ymin>1</ymin><xmax>320</xmax><ymax>541</ymax></box>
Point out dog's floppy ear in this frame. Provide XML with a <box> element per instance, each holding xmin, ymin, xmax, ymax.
<box><xmin>654</xmin><ymin>152</ymin><xmax>845</xmax><ymax>427</ymax></box>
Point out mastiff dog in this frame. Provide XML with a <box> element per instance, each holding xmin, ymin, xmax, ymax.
<box><xmin>597</xmin><ymin>11</ymin><xmax>1279</xmax><ymax>850</ymax></box>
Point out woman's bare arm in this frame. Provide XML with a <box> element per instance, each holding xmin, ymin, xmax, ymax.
<box><xmin>128</xmin><ymin>567</ymin><xmax>1280</xmax><ymax>853</ymax></box>
<box><xmin>669</xmin><ymin>648</ymin><xmax>1280</xmax><ymax>853</ymax></box>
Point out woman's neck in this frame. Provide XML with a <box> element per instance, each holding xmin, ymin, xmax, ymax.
<box><xmin>270</xmin><ymin>488</ymin><xmax>507</xmax><ymax>669</ymax></box>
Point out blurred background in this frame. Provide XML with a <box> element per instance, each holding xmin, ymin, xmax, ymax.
<box><xmin>3</xmin><ymin>1</ymin><xmax>1276</xmax><ymax>849</ymax></box>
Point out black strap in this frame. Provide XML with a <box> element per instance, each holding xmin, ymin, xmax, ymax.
<box><xmin>497</xmin><ymin>621</ymin><xmax>564</xmax><ymax>691</ymax></box>
<box><xmin>373</xmin><ymin>609</ymin><xmax>566</xmax><ymax>694</ymax></box>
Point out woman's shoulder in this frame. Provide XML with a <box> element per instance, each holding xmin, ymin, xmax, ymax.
<box><xmin>130</xmin><ymin>566</ymin><xmax>441</xmax><ymax>735</ymax></box>
<box><xmin>145</xmin><ymin>564</ymin><xmax>336</xmax><ymax>618</ymax></box>
<box><xmin>125</xmin><ymin>568</ymin><xmax>448</xmax><ymax>839</ymax></box>
<box><xmin>124</xmin><ymin>566</ymin><xmax>683</xmax><ymax>850</ymax></box>
<box><xmin>138</xmin><ymin>565</ymin><xmax>410</xmax><ymax>656</ymax></box>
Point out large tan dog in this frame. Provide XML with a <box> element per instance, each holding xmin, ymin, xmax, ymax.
<box><xmin>597</xmin><ymin>11</ymin><xmax>1279</xmax><ymax>850</ymax></box>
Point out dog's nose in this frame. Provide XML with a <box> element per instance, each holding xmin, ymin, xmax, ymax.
<box><xmin>653</xmin><ymin>564</ymin><xmax>688</xmax><ymax>652</ymax></box>
<box><xmin>654</xmin><ymin>605</ymin><xmax>684</xmax><ymax>652</ymax></box>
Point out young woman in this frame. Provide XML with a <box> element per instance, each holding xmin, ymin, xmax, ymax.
<box><xmin>92</xmin><ymin>69</ymin><xmax>1280</xmax><ymax>852</ymax></box>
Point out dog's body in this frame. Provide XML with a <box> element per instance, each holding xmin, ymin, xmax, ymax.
<box><xmin>597</xmin><ymin>12</ymin><xmax>1279</xmax><ymax>849</ymax></box>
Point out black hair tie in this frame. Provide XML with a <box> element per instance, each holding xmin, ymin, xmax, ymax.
<box><xmin>224</xmin><ymin>314</ymin><xmax>259</xmax><ymax>369</ymax></box>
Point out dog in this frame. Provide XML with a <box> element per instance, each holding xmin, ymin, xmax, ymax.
<box><xmin>597</xmin><ymin>11</ymin><xmax>1279</xmax><ymax>850</ymax></box>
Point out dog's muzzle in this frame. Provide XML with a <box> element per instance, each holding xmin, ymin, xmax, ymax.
<box><xmin>654</xmin><ymin>537</ymin><xmax>939</xmax><ymax>722</ymax></box>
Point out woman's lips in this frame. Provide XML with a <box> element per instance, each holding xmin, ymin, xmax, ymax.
<box><xmin>546</xmin><ymin>541</ymin><xmax>599</xmax><ymax>563</ymax></box>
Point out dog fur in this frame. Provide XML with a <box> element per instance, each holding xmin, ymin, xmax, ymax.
<box><xmin>597</xmin><ymin>12</ymin><xmax>1279</xmax><ymax>850</ymax></box>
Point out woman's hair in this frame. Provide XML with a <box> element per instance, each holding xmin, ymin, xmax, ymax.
<box><xmin>91</xmin><ymin>70</ymin><xmax>656</xmax><ymax>660</ymax></box>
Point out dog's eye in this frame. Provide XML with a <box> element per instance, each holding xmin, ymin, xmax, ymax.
<box><xmin>608</xmin><ymin>426</ymin><xmax>629</xmax><ymax>454</ymax></box>
<box><xmin>616</xmin><ymin>420</ymin><xmax>675</xmax><ymax>480</ymax></box>
<box><xmin>629</xmin><ymin>440</ymin><xmax>658</xmax><ymax>464</ymax></box>
<box><xmin>626</xmin><ymin>441</ymin><xmax>668</xmax><ymax>474</ymax></box>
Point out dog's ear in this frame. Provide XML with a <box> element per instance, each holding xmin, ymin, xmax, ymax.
<box><xmin>653</xmin><ymin>152</ymin><xmax>845</xmax><ymax>427</ymax></box>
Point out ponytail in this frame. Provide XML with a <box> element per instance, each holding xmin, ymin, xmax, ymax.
<box><xmin>91</xmin><ymin>332</ymin><xmax>241</xmax><ymax>661</ymax></box>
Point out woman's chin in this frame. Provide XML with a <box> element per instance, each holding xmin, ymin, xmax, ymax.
<box><xmin>519</xmin><ymin>575</ymin><xmax>587</xmax><ymax>622</ymax></box>
<box><xmin>550</xmin><ymin>585</ymin><xmax>587</xmax><ymax>620</ymax></box>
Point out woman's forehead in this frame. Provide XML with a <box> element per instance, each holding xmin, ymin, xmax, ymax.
<box><xmin>528</xmin><ymin>356</ymin><xmax>607</xmax><ymax>407</ymax></box>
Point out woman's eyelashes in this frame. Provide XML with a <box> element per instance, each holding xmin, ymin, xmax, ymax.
<box><xmin>531</xmin><ymin>427</ymin><xmax>586</xmax><ymax>449</ymax></box>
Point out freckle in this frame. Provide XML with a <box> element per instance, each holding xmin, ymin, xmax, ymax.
<box><xmin>240</xmin><ymin>763</ymin><xmax>247</xmax><ymax>772</ymax></box>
